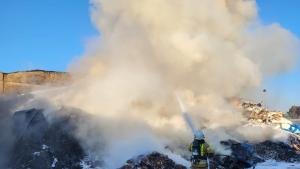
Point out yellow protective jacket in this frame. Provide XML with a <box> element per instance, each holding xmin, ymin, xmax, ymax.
<box><xmin>189</xmin><ymin>139</ymin><xmax>212</xmax><ymax>168</ymax></box>
<box><xmin>189</xmin><ymin>140</ymin><xmax>212</xmax><ymax>157</ymax></box>
<box><xmin>189</xmin><ymin>139</ymin><xmax>212</xmax><ymax>159</ymax></box>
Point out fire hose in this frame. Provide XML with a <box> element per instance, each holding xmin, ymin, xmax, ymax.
<box><xmin>175</xmin><ymin>93</ymin><xmax>210</xmax><ymax>169</ymax></box>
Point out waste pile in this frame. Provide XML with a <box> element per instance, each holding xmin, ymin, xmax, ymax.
<box><xmin>119</xmin><ymin>140</ymin><xmax>300</xmax><ymax>169</ymax></box>
<box><xmin>212</xmin><ymin>140</ymin><xmax>255</xmax><ymax>169</ymax></box>
<box><xmin>236</xmin><ymin>100</ymin><xmax>300</xmax><ymax>160</ymax></box>
<box><xmin>237</xmin><ymin>100</ymin><xmax>300</xmax><ymax>136</ymax></box>
<box><xmin>119</xmin><ymin>152</ymin><xmax>187</xmax><ymax>169</ymax></box>
<box><xmin>3</xmin><ymin>106</ymin><xmax>300</xmax><ymax>169</ymax></box>
<box><xmin>251</xmin><ymin>140</ymin><xmax>300</xmax><ymax>163</ymax></box>
<box><xmin>240</xmin><ymin>101</ymin><xmax>283</xmax><ymax>124</ymax></box>
<box><xmin>1</xmin><ymin>107</ymin><xmax>189</xmax><ymax>169</ymax></box>
<box><xmin>120</xmin><ymin>140</ymin><xmax>257</xmax><ymax>169</ymax></box>
<box><xmin>0</xmin><ymin>108</ymin><xmax>101</xmax><ymax>169</ymax></box>
<box><xmin>211</xmin><ymin>139</ymin><xmax>300</xmax><ymax>168</ymax></box>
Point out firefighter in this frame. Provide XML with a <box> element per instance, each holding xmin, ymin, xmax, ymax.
<box><xmin>189</xmin><ymin>130</ymin><xmax>214</xmax><ymax>169</ymax></box>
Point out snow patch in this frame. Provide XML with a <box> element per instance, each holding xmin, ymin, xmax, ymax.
<box><xmin>52</xmin><ymin>157</ymin><xmax>58</xmax><ymax>167</ymax></box>
<box><xmin>80</xmin><ymin>160</ymin><xmax>92</xmax><ymax>169</ymax></box>
<box><xmin>258</xmin><ymin>159</ymin><xmax>277</xmax><ymax>166</ymax></box>
<box><xmin>33</xmin><ymin>152</ymin><xmax>40</xmax><ymax>156</ymax></box>
<box><xmin>42</xmin><ymin>144</ymin><xmax>49</xmax><ymax>149</ymax></box>
<box><xmin>255</xmin><ymin>160</ymin><xmax>300</xmax><ymax>169</ymax></box>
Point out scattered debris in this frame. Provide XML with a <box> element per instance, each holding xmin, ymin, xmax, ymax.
<box><xmin>240</xmin><ymin>101</ymin><xmax>283</xmax><ymax>124</ymax></box>
<box><xmin>4</xmin><ymin>106</ymin><xmax>300</xmax><ymax>169</ymax></box>
<box><xmin>239</xmin><ymin>101</ymin><xmax>300</xmax><ymax>158</ymax></box>
<box><xmin>251</xmin><ymin>140</ymin><xmax>300</xmax><ymax>163</ymax></box>
<box><xmin>211</xmin><ymin>140</ymin><xmax>256</xmax><ymax>169</ymax></box>
<box><xmin>5</xmin><ymin>108</ymin><xmax>101</xmax><ymax>169</ymax></box>
<box><xmin>118</xmin><ymin>152</ymin><xmax>187</xmax><ymax>169</ymax></box>
<box><xmin>241</xmin><ymin>101</ymin><xmax>262</xmax><ymax>111</ymax></box>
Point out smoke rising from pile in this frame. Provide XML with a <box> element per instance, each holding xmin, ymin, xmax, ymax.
<box><xmin>62</xmin><ymin>0</ymin><xmax>300</xmax><ymax>166</ymax></box>
<box><xmin>31</xmin><ymin>0</ymin><xmax>300</xmax><ymax>167</ymax></box>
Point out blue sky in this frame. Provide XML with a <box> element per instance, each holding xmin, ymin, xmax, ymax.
<box><xmin>254</xmin><ymin>0</ymin><xmax>300</xmax><ymax>111</ymax></box>
<box><xmin>0</xmin><ymin>0</ymin><xmax>299</xmax><ymax>111</ymax></box>
<box><xmin>0</xmin><ymin>0</ymin><xmax>99</xmax><ymax>72</ymax></box>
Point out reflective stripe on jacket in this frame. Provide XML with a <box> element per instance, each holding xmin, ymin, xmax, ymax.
<box><xmin>189</xmin><ymin>141</ymin><xmax>212</xmax><ymax>158</ymax></box>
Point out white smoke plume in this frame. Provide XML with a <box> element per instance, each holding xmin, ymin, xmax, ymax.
<box><xmin>29</xmin><ymin>0</ymin><xmax>300</xmax><ymax>167</ymax></box>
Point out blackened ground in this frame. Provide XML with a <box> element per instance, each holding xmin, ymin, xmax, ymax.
<box><xmin>119</xmin><ymin>152</ymin><xmax>187</xmax><ymax>169</ymax></box>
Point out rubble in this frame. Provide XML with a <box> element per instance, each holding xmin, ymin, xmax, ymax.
<box><xmin>240</xmin><ymin>101</ymin><xmax>283</xmax><ymax>124</ymax></box>
<box><xmin>211</xmin><ymin>139</ymin><xmax>300</xmax><ymax>168</ymax></box>
<box><xmin>1</xmin><ymin>107</ymin><xmax>102</xmax><ymax>169</ymax></box>
<box><xmin>238</xmin><ymin>100</ymin><xmax>300</xmax><ymax>148</ymax></box>
<box><xmin>4</xmin><ymin>105</ymin><xmax>300</xmax><ymax>169</ymax></box>
<box><xmin>118</xmin><ymin>152</ymin><xmax>187</xmax><ymax>169</ymax></box>
<box><xmin>251</xmin><ymin>140</ymin><xmax>300</xmax><ymax>163</ymax></box>
<box><xmin>248</xmin><ymin>110</ymin><xmax>283</xmax><ymax>124</ymax></box>
<box><xmin>212</xmin><ymin>140</ymin><xmax>255</xmax><ymax>168</ymax></box>
<box><xmin>240</xmin><ymin>102</ymin><xmax>300</xmax><ymax>162</ymax></box>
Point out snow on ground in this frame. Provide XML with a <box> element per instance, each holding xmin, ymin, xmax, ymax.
<box><xmin>255</xmin><ymin>160</ymin><xmax>300</xmax><ymax>169</ymax></box>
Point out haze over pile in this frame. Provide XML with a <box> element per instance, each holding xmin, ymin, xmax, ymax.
<box><xmin>4</xmin><ymin>0</ymin><xmax>300</xmax><ymax>168</ymax></box>
<box><xmin>65</xmin><ymin>0</ymin><xmax>299</xmax><ymax>167</ymax></box>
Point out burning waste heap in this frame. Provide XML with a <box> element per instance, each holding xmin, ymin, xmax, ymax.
<box><xmin>7</xmin><ymin>91</ymin><xmax>300</xmax><ymax>169</ymax></box>
<box><xmin>2</xmin><ymin>0</ymin><xmax>300</xmax><ymax>168</ymax></box>
<box><xmin>0</xmin><ymin>106</ymin><xmax>189</xmax><ymax>169</ymax></box>
<box><xmin>119</xmin><ymin>152</ymin><xmax>187</xmax><ymax>169</ymax></box>
<box><xmin>1</xmin><ymin>102</ymin><xmax>300</xmax><ymax>169</ymax></box>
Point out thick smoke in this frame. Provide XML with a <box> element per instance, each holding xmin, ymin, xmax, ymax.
<box><xmin>10</xmin><ymin>0</ymin><xmax>300</xmax><ymax>168</ymax></box>
<box><xmin>62</xmin><ymin>0</ymin><xmax>299</xmax><ymax>167</ymax></box>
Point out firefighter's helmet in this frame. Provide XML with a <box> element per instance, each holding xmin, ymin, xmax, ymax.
<box><xmin>194</xmin><ymin>130</ymin><xmax>204</xmax><ymax>140</ymax></box>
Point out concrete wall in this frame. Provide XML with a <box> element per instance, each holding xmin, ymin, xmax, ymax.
<box><xmin>0</xmin><ymin>70</ymin><xmax>71</xmax><ymax>94</ymax></box>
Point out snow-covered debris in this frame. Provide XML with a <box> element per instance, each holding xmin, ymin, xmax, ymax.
<box><xmin>80</xmin><ymin>160</ymin><xmax>93</xmax><ymax>169</ymax></box>
<box><xmin>42</xmin><ymin>144</ymin><xmax>49</xmax><ymax>149</ymax></box>
<box><xmin>5</xmin><ymin>108</ymin><xmax>98</xmax><ymax>169</ymax></box>
<box><xmin>251</xmin><ymin>140</ymin><xmax>300</xmax><ymax>163</ymax></box>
